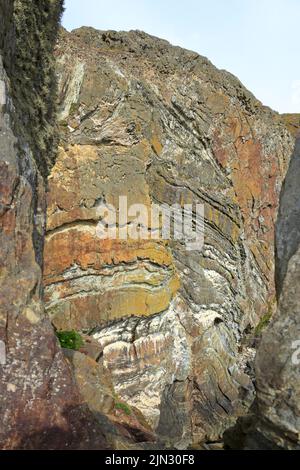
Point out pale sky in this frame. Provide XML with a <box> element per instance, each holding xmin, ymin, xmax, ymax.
<box><xmin>62</xmin><ymin>0</ymin><xmax>300</xmax><ymax>114</ymax></box>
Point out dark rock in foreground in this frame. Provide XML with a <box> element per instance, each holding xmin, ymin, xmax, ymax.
<box><xmin>0</xmin><ymin>0</ymin><xmax>109</xmax><ymax>450</ymax></box>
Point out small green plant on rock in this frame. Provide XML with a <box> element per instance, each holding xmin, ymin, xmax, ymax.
<box><xmin>56</xmin><ymin>330</ymin><xmax>84</xmax><ymax>350</ymax></box>
<box><xmin>254</xmin><ymin>299</ymin><xmax>277</xmax><ymax>336</ymax></box>
<box><xmin>60</xmin><ymin>119</ymin><xmax>69</xmax><ymax>128</ymax></box>
<box><xmin>69</xmin><ymin>102</ymin><xmax>79</xmax><ymax>115</ymax></box>
<box><xmin>255</xmin><ymin>311</ymin><xmax>272</xmax><ymax>336</ymax></box>
<box><xmin>115</xmin><ymin>401</ymin><xmax>132</xmax><ymax>416</ymax></box>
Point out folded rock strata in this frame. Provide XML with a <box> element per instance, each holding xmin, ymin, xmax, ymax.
<box><xmin>63</xmin><ymin>344</ymin><xmax>157</xmax><ymax>448</ymax></box>
<box><xmin>43</xmin><ymin>27</ymin><xmax>295</xmax><ymax>446</ymax></box>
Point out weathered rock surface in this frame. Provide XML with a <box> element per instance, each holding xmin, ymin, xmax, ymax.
<box><xmin>248</xmin><ymin>138</ymin><xmax>300</xmax><ymax>449</ymax></box>
<box><xmin>224</xmin><ymin>139</ymin><xmax>300</xmax><ymax>450</ymax></box>
<box><xmin>63</xmin><ymin>346</ymin><xmax>157</xmax><ymax>448</ymax></box>
<box><xmin>43</xmin><ymin>27</ymin><xmax>295</xmax><ymax>447</ymax></box>
<box><xmin>281</xmin><ymin>114</ymin><xmax>300</xmax><ymax>138</ymax></box>
<box><xmin>0</xmin><ymin>1</ymin><xmax>113</xmax><ymax>450</ymax></box>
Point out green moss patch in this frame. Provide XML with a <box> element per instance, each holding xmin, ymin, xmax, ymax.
<box><xmin>115</xmin><ymin>401</ymin><xmax>132</xmax><ymax>416</ymax></box>
<box><xmin>56</xmin><ymin>330</ymin><xmax>84</xmax><ymax>350</ymax></box>
<box><xmin>255</xmin><ymin>311</ymin><xmax>272</xmax><ymax>336</ymax></box>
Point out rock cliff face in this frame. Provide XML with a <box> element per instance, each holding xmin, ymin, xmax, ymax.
<box><xmin>44</xmin><ymin>27</ymin><xmax>294</xmax><ymax>446</ymax></box>
<box><xmin>248</xmin><ymin>138</ymin><xmax>300</xmax><ymax>449</ymax></box>
<box><xmin>0</xmin><ymin>1</ymin><xmax>112</xmax><ymax>449</ymax></box>
<box><xmin>281</xmin><ymin>114</ymin><xmax>300</xmax><ymax>138</ymax></box>
<box><xmin>0</xmin><ymin>4</ymin><xmax>298</xmax><ymax>449</ymax></box>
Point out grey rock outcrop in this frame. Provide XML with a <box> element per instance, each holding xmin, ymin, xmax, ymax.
<box><xmin>250</xmin><ymin>138</ymin><xmax>300</xmax><ymax>449</ymax></box>
<box><xmin>0</xmin><ymin>0</ymin><xmax>110</xmax><ymax>449</ymax></box>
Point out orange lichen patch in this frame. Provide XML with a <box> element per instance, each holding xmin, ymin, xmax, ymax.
<box><xmin>47</xmin><ymin>145</ymin><xmax>100</xmax><ymax>216</ymax></box>
<box><xmin>45</xmin><ymin>259</ymin><xmax>180</xmax><ymax>330</ymax></box>
<box><xmin>150</xmin><ymin>135</ymin><xmax>163</xmax><ymax>156</ymax></box>
<box><xmin>134</xmin><ymin>138</ymin><xmax>152</xmax><ymax>162</ymax></box>
<box><xmin>205</xmin><ymin>205</ymin><xmax>240</xmax><ymax>243</ymax></box>
<box><xmin>206</xmin><ymin>91</ymin><xmax>230</xmax><ymax>115</ymax></box>
<box><xmin>249</xmin><ymin>241</ymin><xmax>273</xmax><ymax>276</ymax></box>
<box><xmin>44</xmin><ymin>231</ymin><xmax>174</xmax><ymax>280</ymax></box>
<box><xmin>47</xmin><ymin>207</ymin><xmax>99</xmax><ymax>232</ymax></box>
<box><xmin>0</xmin><ymin>166</ymin><xmax>18</xmax><ymax>235</ymax></box>
<box><xmin>44</xmin><ymin>224</ymin><xmax>180</xmax><ymax>329</ymax></box>
<box><xmin>211</xmin><ymin>114</ymin><xmax>284</xmax><ymax>293</ymax></box>
<box><xmin>0</xmin><ymin>210</ymin><xmax>16</xmax><ymax>235</ymax></box>
<box><xmin>213</xmin><ymin>116</ymin><xmax>252</xmax><ymax>169</ymax></box>
<box><xmin>227</xmin><ymin>116</ymin><xmax>251</xmax><ymax>142</ymax></box>
<box><xmin>50</xmin><ymin>145</ymin><xmax>99</xmax><ymax>176</ymax></box>
<box><xmin>281</xmin><ymin>113</ymin><xmax>300</xmax><ymax>138</ymax></box>
<box><xmin>231</xmin><ymin>140</ymin><xmax>264</xmax><ymax>210</ymax></box>
<box><xmin>212</xmin><ymin>140</ymin><xmax>229</xmax><ymax>169</ymax></box>
<box><xmin>48</xmin><ymin>277</ymin><xmax>179</xmax><ymax>331</ymax></box>
<box><xmin>0</xmin><ymin>163</ymin><xmax>18</xmax><ymax>208</ymax></box>
<box><xmin>229</xmin><ymin>138</ymin><xmax>278</xmax><ymax>282</ymax></box>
